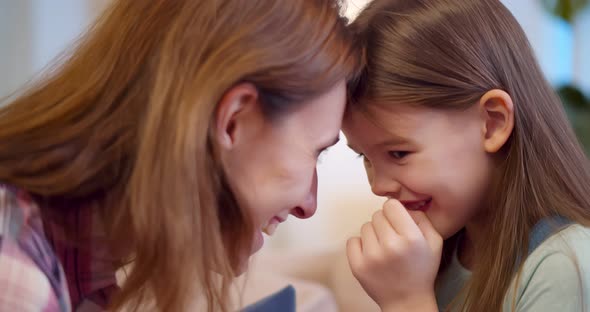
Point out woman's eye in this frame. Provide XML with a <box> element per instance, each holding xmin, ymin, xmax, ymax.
<box><xmin>388</xmin><ymin>151</ymin><xmax>410</xmax><ymax>160</ymax></box>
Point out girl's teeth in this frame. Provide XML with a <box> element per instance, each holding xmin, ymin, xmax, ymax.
<box><xmin>408</xmin><ymin>200</ymin><xmax>429</xmax><ymax>210</ymax></box>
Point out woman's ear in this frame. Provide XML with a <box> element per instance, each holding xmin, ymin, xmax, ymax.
<box><xmin>214</xmin><ymin>83</ymin><xmax>260</xmax><ymax>150</ymax></box>
<box><xmin>479</xmin><ymin>89</ymin><xmax>515</xmax><ymax>153</ymax></box>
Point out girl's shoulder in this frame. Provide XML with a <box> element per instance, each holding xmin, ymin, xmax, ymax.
<box><xmin>506</xmin><ymin>224</ymin><xmax>590</xmax><ymax>311</ymax></box>
<box><xmin>531</xmin><ymin>223</ymin><xmax>590</xmax><ymax>258</ymax></box>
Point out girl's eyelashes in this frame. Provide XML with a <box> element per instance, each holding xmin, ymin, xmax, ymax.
<box><xmin>388</xmin><ymin>151</ymin><xmax>410</xmax><ymax>160</ymax></box>
<box><xmin>355</xmin><ymin>151</ymin><xmax>410</xmax><ymax>161</ymax></box>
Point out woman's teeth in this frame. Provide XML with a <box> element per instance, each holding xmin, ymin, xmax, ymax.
<box><xmin>262</xmin><ymin>223</ymin><xmax>279</xmax><ymax>235</ymax></box>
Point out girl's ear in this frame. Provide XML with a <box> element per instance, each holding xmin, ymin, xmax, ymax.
<box><xmin>478</xmin><ymin>89</ymin><xmax>515</xmax><ymax>153</ymax></box>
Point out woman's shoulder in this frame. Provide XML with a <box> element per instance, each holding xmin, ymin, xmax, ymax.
<box><xmin>0</xmin><ymin>184</ymin><xmax>47</xmax><ymax>244</ymax></box>
<box><xmin>0</xmin><ymin>184</ymin><xmax>71</xmax><ymax>311</ymax></box>
<box><xmin>1</xmin><ymin>184</ymin><xmax>39</xmax><ymax>230</ymax></box>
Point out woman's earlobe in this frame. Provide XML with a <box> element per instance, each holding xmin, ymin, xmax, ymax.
<box><xmin>480</xmin><ymin>89</ymin><xmax>515</xmax><ymax>153</ymax></box>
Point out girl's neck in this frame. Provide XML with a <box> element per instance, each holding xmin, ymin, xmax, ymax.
<box><xmin>457</xmin><ymin>222</ymin><xmax>484</xmax><ymax>270</ymax></box>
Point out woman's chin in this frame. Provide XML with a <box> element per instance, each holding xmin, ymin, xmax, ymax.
<box><xmin>252</xmin><ymin>229</ymin><xmax>265</xmax><ymax>253</ymax></box>
<box><xmin>234</xmin><ymin>230</ymin><xmax>265</xmax><ymax>275</ymax></box>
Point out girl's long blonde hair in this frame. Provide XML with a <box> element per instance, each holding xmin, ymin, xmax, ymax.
<box><xmin>350</xmin><ymin>0</ymin><xmax>590</xmax><ymax>311</ymax></box>
<box><xmin>0</xmin><ymin>0</ymin><xmax>361</xmax><ymax>311</ymax></box>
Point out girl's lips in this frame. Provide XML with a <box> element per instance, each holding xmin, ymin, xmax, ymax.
<box><xmin>400</xmin><ymin>198</ymin><xmax>432</xmax><ymax>212</ymax></box>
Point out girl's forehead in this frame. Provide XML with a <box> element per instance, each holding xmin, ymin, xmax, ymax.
<box><xmin>343</xmin><ymin>105</ymin><xmax>417</xmax><ymax>145</ymax></box>
<box><xmin>345</xmin><ymin>102</ymin><xmax>479</xmax><ymax>144</ymax></box>
<box><xmin>347</xmin><ymin>103</ymin><xmax>432</xmax><ymax>129</ymax></box>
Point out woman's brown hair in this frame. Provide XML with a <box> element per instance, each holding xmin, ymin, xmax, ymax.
<box><xmin>0</xmin><ymin>0</ymin><xmax>361</xmax><ymax>311</ymax></box>
<box><xmin>350</xmin><ymin>0</ymin><xmax>590</xmax><ymax>310</ymax></box>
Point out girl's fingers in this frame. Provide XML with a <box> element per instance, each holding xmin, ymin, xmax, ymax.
<box><xmin>371</xmin><ymin>209</ymin><xmax>399</xmax><ymax>244</ymax></box>
<box><xmin>360</xmin><ymin>221</ymin><xmax>380</xmax><ymax>255</ymax></box>
<box><xmin>382</xmin><ymin>199</ymin><xmax>422</xmax><ymax>239</ymax></box>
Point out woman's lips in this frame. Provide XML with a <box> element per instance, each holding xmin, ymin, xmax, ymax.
<box><xmin>262</xmin><ymin>216</ymin><xmax>285</xmax><ymax>235</ymax></box>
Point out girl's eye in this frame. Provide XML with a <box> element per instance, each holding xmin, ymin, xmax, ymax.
<box><xmin>388</xmin><ymin>151</ymin><xmax>410</xmax><ymax>160</ymax></box>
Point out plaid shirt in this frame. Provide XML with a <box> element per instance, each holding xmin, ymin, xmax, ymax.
<box><xmin>0</xmin><ymin>185</ymin><xmax>118</xmax><ymax>311</ymax></box>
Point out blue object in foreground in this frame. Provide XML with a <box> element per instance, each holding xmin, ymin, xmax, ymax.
<box><xmin>242</xmin><ymin>285</ymin><xmax>296</xmax><ymax>312</ymax></box>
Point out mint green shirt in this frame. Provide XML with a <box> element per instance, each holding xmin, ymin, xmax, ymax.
<box><xmin>436</xmin><ymin>224</ymin><xmax>590</xmax><ymax>311</ymax></box>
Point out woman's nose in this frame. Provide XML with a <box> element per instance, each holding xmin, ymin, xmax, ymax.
<box><xmin>291</xmin><ymin>169</ymin><xmax>318</xmax><ymax>219</ymax></box>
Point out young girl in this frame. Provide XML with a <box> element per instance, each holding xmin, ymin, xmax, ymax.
<box><xmin>344</xmin><ymin>0</ymin><xmax>590</xmax><ymax>311</ymax></box>
<box><xmin>0</xmin><ymin>0</ymin><xmax>360</xmax><ymax>311</ymax></box>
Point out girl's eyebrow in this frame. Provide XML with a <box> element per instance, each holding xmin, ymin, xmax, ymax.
<box><xmin>373</xmin><ymin>136</ymin><xmax>410</xmax><ymax>147</ymax></box>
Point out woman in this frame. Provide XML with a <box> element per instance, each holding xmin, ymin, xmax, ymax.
<box><xmin>0</xmin><ymin>0</ymin><xmax>361</xmax><ymax>311</ymax></box>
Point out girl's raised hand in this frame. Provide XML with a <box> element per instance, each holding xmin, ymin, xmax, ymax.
<box><xmin>346</xmin><ymin>199</ymin><xmax>443</xmax><ymax>312</ymax></box>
